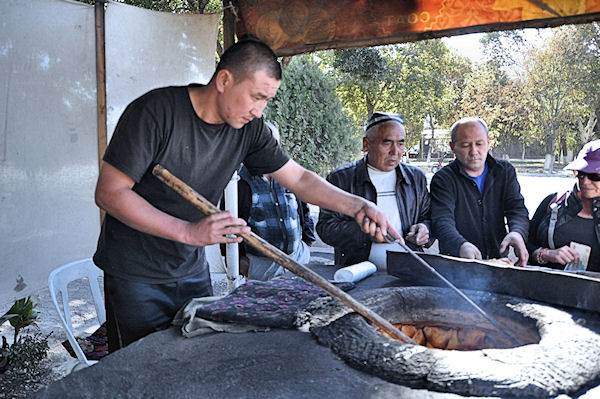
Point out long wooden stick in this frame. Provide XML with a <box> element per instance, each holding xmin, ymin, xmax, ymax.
<box><xmin>152</xmin><ymin>164</ymin><xmax>416</xmax><ymax>344</ymax></box>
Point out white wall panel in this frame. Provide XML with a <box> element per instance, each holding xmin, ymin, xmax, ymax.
<box><xmin>0</xmin><ymin>0</ymin><xmax>98</xmax><ymax>306</ymax></box>
<box><xmin>0</xmin><ymin>0</ymin><xmax>219</xmax><ymax>307</ymax></box>
<box><xmin>105</xmin><ymin>1</ymin><xmax>218</xmax><ymax>140</ymax></box>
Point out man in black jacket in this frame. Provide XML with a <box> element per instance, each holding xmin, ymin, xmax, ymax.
<box><xmin>317</xmin><ymin>112</ymin><xmax>431</xmax><ymax>268</ymax></box>
<box><xmin>430</xmin><ymin>117</ymin><xmax>529</xmax><ymax>266</ymax></box>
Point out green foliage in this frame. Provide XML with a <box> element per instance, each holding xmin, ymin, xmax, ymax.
<box><xmin>326</xmin><ymin>41</ymin><xmax>472</xmax><ymax>153</ymax></box>
<box><xmin>1</xmin><ymin>297</ymin><xmax>40</xmax><ymax>346</ymax></box>
<box><xmin>265</xmin><ymin>55</ymin><xmax>360</xmax><ymax>175</ymax></box>
<box><xmin>455</xmin><ymin>25</ymin><xmax>600</xmax><ymax>160</ymax></box>
<box><xmin>481</xmin><ymin>30</ymin><xmax>526</xmax><ymax>67</ymax></box>
<box><xmin>0</xmin><ymin>297</ymin><xmax>49</xmax><ymax>380</ymax></box>
<box><xmin>6</xmin><ymin>334</ymin><xmax>49</xmax><ymax>374</ymax></box>
<box><xmin>331</xmin><ymin>47</ymin><xmax>401</xmax><ymax>123</ymax></box>
<box><xmin>117</xmin><ymin>0</ymin><xmax>221</xmax><ymax>13</ymax></box>
<box><xmin>393</xmin><ymin>40</ymin><xmax>470</xmax><ymax>149</ymax></box>
<box><xmin>524</xmin><ymin>26</ymin><xmax>590</xmax><ymax>161</ymax></box>
<box><xmin>460</xmin><ymin>63</ymin><xmax>534</xmax><ymax>152</ymax></box>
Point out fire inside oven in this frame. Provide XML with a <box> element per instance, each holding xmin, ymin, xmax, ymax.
<box><xmin>379</xmin><ymin>321</ymin><xmax>522</xmax><ymax>350</ymax></box>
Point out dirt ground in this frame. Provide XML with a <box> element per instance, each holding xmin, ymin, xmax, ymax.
<box><xmin>0</xmin><ymin>273</ymin><xmax>102</xmax><ymax>398</ymax></box>
<box><xmin>0</xmin><ymin>269</ymin><xmax>235</xmax><ymax>399</ymax></box>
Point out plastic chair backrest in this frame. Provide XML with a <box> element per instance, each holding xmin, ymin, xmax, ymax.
<box><xmin>48</xmin><ymin>258</ymin><xmax>105</xmax><ymax>368</ymax></box>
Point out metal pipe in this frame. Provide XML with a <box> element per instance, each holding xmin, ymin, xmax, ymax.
<box><xmin>224</xmin><ymin>171</ymin><xmax>242</xmax><ymax>292</ymax></box>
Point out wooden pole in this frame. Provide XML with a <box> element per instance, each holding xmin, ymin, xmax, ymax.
<box><xmin>222</xmin><ymin>0</ymin><xmax>235</xmax><ymax>50</ymax></box>
<box><xmin>152</xmin><ymin>164</ymin><xmax>416</xmax><ymax>345</ymax></box>
<box><xmin>95</xmin><ymin>0</ymin><xmax>107</xmax><ymax>222</ymax></box>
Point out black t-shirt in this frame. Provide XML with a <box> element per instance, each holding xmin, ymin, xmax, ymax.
<box><xmin>552</xmin><ymin>216</ymin><xmax>600</xmax><ymax>272</ymax></box>
<box><xmin>94</xmin><ymin>85</ymin><xmax>290</xmax><ymax>283</ymax></box>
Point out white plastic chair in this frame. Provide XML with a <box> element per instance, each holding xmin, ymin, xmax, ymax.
<box><xmin>48</xmin><ymin>258</ymin><xmax>105</xmax><ymax>371</ymax></box>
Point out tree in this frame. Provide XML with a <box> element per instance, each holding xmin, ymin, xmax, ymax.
<box><xmin>480</xmin><ymin>30</ymin><xmax>526</xmax><ymax>68</ymax></box>
<box><xmin>523</xmin><ymin>26</ymin><xmax>590</xmax><ymax>170</ymax></box>
<box><xmin>328</xmin><ymin>41</ymin><xmax>471</xmax><ymax>158</ymax></box>
<box><xmin>459</xmin><ymin>63</ymin><xmax>535</xmax><ymax>158</ymax></box>
<box><xmin>264</xmin><ymin>55</ymin><xmax>360</xmax><ymax>176</ymax></box>
<box><xmin>568</xmin><ymin>23</ymin><xmax>600</xmax><ymax>148</ymax></box>
<box><xmin>392</xmin><ymin>40</ymin><xmax>471</xmax><ymax>160</ymax></box>
<box><xmin>331</xmin><ymin>47</ymin><xmax>398</xmax><ymax>121</ymax></box>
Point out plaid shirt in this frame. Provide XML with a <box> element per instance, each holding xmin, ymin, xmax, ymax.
<box><xmin>239</xmin><ymin>166</ymin><xmax>305</xmax><ymax>255</ymax></box>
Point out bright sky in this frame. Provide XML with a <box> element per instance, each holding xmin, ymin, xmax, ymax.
<box><xmin>443</xmin><ymin>33</ymin><xmax>486</xmax><ymax>62</ymax></box>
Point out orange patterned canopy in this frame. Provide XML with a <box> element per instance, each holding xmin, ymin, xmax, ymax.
<box><xmin>234</xmin><ymin>0</ymin><xmax>600</xmax><ymax>55</ymax></box>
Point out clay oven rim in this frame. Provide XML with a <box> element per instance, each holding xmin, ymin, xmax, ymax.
<box><xmin>308</xmin><ymin>287</ymin><xmax>600</xmax><ymax>398</ymax></box>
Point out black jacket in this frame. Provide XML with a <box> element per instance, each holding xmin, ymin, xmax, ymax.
<box><xmin>316</xmin><ymin>157</ymin><xmax>431</xmax><ymax>266</ymax></box>
<box><xmin>430</xmin><ymin>155</ymin><xmax>529</xmax><ymax>259</ymax></box>
<box><xmin>527</xmin><ymin>183</ymin><xmax>600</xmax><ymax>269</ymax></box>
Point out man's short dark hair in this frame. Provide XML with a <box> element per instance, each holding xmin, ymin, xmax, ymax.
<box><xmin>211</xmin><ymin>35</ymin><xmax>281</xmax><ymax>83</ymax></box>
<box><xmin>450</xmin><ymin>117</ymin><xmax>489</xmax><ymax>143</ymax></box>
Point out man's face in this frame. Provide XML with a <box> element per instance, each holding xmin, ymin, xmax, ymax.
<box><xmin>450</xmin><ymin>121</ymin><xmax>489</xmax><ymax>176</ymax></box>
<box><xmin>363</xmin><ymin>122</ymin><xmax>406</xmax><ymax>172</ymax></box>
<box><xmin>218</xmin><ymin>69</ymin><xmax>281</xmax><ymax>129</ymax></box>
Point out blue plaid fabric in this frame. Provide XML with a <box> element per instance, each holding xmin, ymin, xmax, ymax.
<box><xmin>239</xmin><ymin>166</ymin><xmax>302</xmax><ymax>255</ymax></box>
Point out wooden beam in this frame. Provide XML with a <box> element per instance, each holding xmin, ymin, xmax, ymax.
<box><xmin>222</xmin><ymin>0</ymin><xmax>236</xmax><ymax>50</ymax></box>
<box><xmin>95</xmin><ymin>0</ymin><xmax>107</xmax><ymax>222</ymax></box>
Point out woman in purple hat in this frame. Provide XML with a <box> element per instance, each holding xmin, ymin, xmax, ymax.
<box><xmin>527</xmin><ymin>140</ymin><xmax>600</xmax><ymax>272</ymax></box>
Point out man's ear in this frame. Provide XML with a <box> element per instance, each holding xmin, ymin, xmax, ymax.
<box><xmin>362</xmin><ymin>137</ymin><xmax>369</xmax><ymax>152</ymax></box>
<box><xmin>215</xmin><ymin>70</ymin><xmax>233</xmax><ymax>93</ymax></box>
<box><xmin>449</xmin><ymin>141</ymin><xmax>455</xmax><ymax>153</ymax></box>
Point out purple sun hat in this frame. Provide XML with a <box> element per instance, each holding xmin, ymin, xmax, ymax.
<box><xmin>564</xmin><ymin>140</ymin><xmax>600</xmax><ymax>173</ymax></box>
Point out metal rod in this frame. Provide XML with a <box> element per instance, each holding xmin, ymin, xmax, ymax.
<box><xmin>152</xmin><ymin>164</ymin><xmax>417</xmax><ymax>345</ymax></box>
<box><xmin>388</xmin><ymin>234</ymin><xmax>523</xmax><ymax>347</ymax></box>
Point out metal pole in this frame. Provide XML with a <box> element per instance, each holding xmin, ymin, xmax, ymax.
<box><xmin>224</xmin><ymin>171</ymin><xmax>243</xmax><ymax>292</ymax></box>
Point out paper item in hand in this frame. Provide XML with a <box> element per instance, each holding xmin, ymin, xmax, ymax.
<box><xmin>333</xmin><ymin>261</ymin><xmax>377</xmax><ymax>283</ymax></box>
<box><xmin>564</xmin><ymin>242</ymin><xmax>591</xmax><ymax>271</ymax></box>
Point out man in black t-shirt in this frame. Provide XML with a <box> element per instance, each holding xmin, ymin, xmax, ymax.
<box><xmin>93</xmin><ymin>37</ymin><xmax>401</xmax><ymax>352</ymax></box>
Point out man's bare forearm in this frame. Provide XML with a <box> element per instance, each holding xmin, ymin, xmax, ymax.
<box><xmin>95</xmin><ymin>163</ymin><xmax>190</xmax><ymax>243</ymax></box>
<box><xmin>272</xmin><ymin>161</ymin><xmax>367</xmax><ymax>218</ymax></box>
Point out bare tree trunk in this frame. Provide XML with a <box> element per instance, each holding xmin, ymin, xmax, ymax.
<box><xmin>580</xmin><ymin>112</ymin><xmax>597</xmax><ymax>144</ymax></box>
<box><xmin>427</xmin><ymin>116</ymin><xmax>435</xmax><ymax>166</ymax></box>
<box><xmin>560</xmin><ymin>139</ymin><xmax>568</xmax><ymax>166</ymax></box>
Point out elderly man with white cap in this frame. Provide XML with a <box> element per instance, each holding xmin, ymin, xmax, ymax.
<box><xmin>527</xmin><ymin>140</ymin><xmax>600</xmax><ymax>272</ymax></box>
<box><xmin>317</xmin><ymin>112</ymin><xmax>432</xmax><ymax>269</ymax></box>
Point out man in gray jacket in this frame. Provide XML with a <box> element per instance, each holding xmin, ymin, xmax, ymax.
<box><xmin>317</xmin><ymin>112</ymin><xmax>432</xmax><ymax>269</ymax></box>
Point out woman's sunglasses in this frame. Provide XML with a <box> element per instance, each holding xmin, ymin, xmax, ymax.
<box><xmin>576</xmin><ymin>171</ymin><xmax>600</xmax><ymax>182</ymax></box>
